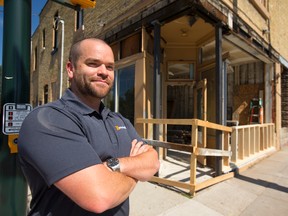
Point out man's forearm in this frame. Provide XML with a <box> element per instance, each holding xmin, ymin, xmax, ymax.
<box><xmin>119</xmin><ymin>147</ymin><xmax>160</xmax><ymax>181</ymax></box>
<box><xmin>55</xmin><ymin>164</ymin><xmax>138</xmax><ymax>213</ymax></box>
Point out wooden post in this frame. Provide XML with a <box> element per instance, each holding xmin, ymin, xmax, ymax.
<box><xmin>231</xmin><ymin>127</ymin><xmax>238</xmax><ymax>162</ymax></box>
<box><xmin>190</xmin><ymin>122</ymin><xmax>198</xmax><ymax>195</ymax></box>
<box><xmin>239</xmin><ymin>128</ymin><xmax>244</xmax><ymax>159</ymax></box>
<box><xmin>244</xmin><ymin>128</ymin><xmax>250</xmax><ymax>157</ymax></box>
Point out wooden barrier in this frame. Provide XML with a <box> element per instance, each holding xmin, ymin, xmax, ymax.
<box><xmin>137</xmin><ymin>118</ymin><xmax>276</xmax><ymax>195</ymax></box>
<box><xmin>230</xmin><ymin>123</ymin><xmax>275</xmax><ymax>165</ymax></box>
<box><xmin>136</xmin><ymin>118</ymin><xmax>233</xmax><ymax>196</ymax></box>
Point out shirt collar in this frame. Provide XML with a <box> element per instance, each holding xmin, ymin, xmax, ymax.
<box><xmin>61</xmin><ymin>89</ymin><xmax>110</xmax><ymax>118</ymax></box>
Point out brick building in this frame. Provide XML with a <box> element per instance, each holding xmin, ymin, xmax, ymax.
<box><xmin>31</xmin><ymin>0</ymin><xmax>288</xmax><ymax>149</ymax></box>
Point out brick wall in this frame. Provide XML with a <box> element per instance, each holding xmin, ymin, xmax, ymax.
<box><xmin>281</xmin><ymin>68</ymin><xmax>288</xmax><ymax>127</ymax></box>
<box><xmin>83</xmin><ymin>0</ymin><xmax>144</xmax><ymax>38</ymax></box>
<box><xmin>31</xmin><ymin>1</ymin><xmax>76</xmax><ymax>105</ymax></box>
<box><xmin>270</xmin><ymin>0</ymin><xmax>288</xmax><ymax>60</ymax></box>
<box><xmin>237</xmin><ymin>0</ymin><xmax>268</xmax><ymax>39</ymax></box>
<box><xmin>30</xmin><ymin>0</ymin><xmax>157</xmax><ymax>105</ymax></box>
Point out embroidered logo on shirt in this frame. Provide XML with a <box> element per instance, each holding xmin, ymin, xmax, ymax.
<box><xmin>115</xmin><ymin>125</ymin><xmax>127</xmax><ymax>131</ymax></box>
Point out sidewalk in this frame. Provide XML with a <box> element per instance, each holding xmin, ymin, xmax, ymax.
<box><xmin>130</xmin><ymin>146</ymin><xmax>288</xmax><ymax>216</ymax></box>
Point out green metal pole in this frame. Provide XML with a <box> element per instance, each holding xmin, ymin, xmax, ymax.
<box><xmin>0</xmin><ymin>0</ymin><xmax>31</xmax><ymax>215</ymax></box>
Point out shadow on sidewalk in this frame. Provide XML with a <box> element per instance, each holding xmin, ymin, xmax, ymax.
<box><xmin>235</xmin><ymin>174</ymin><xmax>288</xmax><ymax>193</ymax></box>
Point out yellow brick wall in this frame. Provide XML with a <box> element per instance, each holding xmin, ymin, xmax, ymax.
<box><xmin>83</xmin><ymin>0</ymin><xmax>144</xmax><ymax>37</ymax></box>
<box><xmin>31</xmin><ymin>0</ymin><xmax>151</xmax><ymax>105</ymax></box>
<box><xmin>222</xmin><ymin>0</ymin><xmax>269</xmax><ymax>42</ymax></box>
<box><xmin>269</xmin><ymin>0</ymin><xmax>288</xmax><ymax>60</ymax></box>
<box><xmin>222</xmin><ymin>0</ymin><xmax>288</xmax><ymax>60</ymax></box>
<box><xmin>31</xmin><ymin>1</ymin><xmax>76</xmax><ymax>105</ymax></box>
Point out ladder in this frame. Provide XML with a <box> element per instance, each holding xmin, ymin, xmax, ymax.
<box><xmin>249</xmin><ymin>98</ymin><xmax>263</xmax><ymax>124</ymax></box>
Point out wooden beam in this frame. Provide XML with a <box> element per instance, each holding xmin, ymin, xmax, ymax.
<box><xmin>144</xmin><ymin>139</ymin><xmax>193</xmax><ymax>152</ymax></box>
<box><xmin>136</xmin><ymin>118</ymin><xmax>232</xmax><ymax>132</ymax></box>
<box><xmin>195</xmin><ymin>172</ymin><xmax>234</xmax><ymax>191</ymax></box>
<box><xmin>196</xmin><ymin>148</ymin><xmax>232</xmax><ymax>157</ymax></box>
<box><xmin>149</xmin><ymin>176</ymin><xmax>193</xmax><ymax>191</ymax></box>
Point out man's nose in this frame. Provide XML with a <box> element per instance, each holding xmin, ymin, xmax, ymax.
<box><xmin>97</xmin><ymin>64</ymin><xmax>108</xmax><ymax>76</ymax></box>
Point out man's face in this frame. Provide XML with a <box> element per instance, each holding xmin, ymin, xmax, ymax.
<box><xmin>68</xmin><ymin>39</ymin><xmax>115</xmax><ymax>100</ymax></box>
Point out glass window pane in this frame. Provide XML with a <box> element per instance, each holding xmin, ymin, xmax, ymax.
<box><xmin>168</xmin><ymin>62</ymin><xmax>194</xmax><ymax>80</ymax></box>
<box><xmin>104</xmin><ymin>85</ymin><xmax>115</xmax><ymax>111</ymax></box>
<box><xmin>118</xmin><ymin>65</ymin><xmax>135</xmax><ymax>124</ymax></box>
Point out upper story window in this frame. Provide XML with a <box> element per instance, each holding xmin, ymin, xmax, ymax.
<box><xmin>52</xmin><ymin>11</ymin><xmax>59</xmax><ymax>54</ymax></box>
<box><xmin>75</xmin><ymin>9</ymin><xmax>83</xmax><ymax>30</ymax></box>
<box><xmin>44</xmin><ymin>84</ymin><xmax>49</xmax><ymax>104</ymax></box>
<box><xmin>42</xmin><ymin>29</ymin><xmax>46</xmax><ymax>49</ymax></box>
<box><xmin>250</xmin><ymin>0</ymin><xmax>270</xmax><ymax>19</ymax></box>
<box><xmin>33</xmin><ymin>46</ymin><xmax>38</xmax><ymax>71</ymax></box>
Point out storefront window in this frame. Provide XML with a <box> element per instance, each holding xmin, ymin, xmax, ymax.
<box><xmin>104</xmin><ymin>65</ymin><xmax>135</xmax><ymax>124</ymax></box>
<box><xmin>118</xmin><ymin>65</ymin><xmax>135</xmax><ymax>124</ymax></box>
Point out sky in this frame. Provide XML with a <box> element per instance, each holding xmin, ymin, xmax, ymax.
<box><xmin>0</xmin><ymin>0</ymin><xmax>48</xmax><ymax>65</ymax></box>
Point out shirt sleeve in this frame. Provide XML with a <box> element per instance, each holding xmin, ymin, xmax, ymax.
<box><xmin>18</xmin><ymin>106</ymin><xmax>102</xmax><ymax>186</ymax></box>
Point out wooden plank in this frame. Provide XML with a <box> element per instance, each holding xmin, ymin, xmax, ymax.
<box><xmin>239</xmin><ymin>128</ymin><xmax>244</xmax><ymax>159</ymax></box>
<box><xmin>195</xmin><ymin>172</ymin><xmax>234</xmax><ymax>191</ymax></box>
<box><xmin>136</xmin><ymin>118</ymin><xmax>232</xmax><ymax>133</ymax></box>
<box><xmin>232</xmin><ymin>101</ymin><xmax>248</xmax><ymax>121</ymax></box>
<box><xmin>190</xmin><ymin>126</ymin><xmax>198</xmax><ymax>187</ymax></box>
<box><xmin>269</xmin><ymin>125</ymin><xmax>273</xmax><ymax>148</ymax></box>
<box><xmin>136</xmin><ymin>118</ymin><xmax>198</xmax><ymax>125</ymax></box>
<box><xmin>196</xmin><ymin>148</ymin><xmax>232</xmax><ymax>157</ymax></box>
<box><xmin>260</xmin><ymin>126</ymin><xmax>264</xmax><ymax>150</ymax></box>
<box><xmin>190</xmin><ymin>152</ymin><xmax>197</xmax><ymax>194</ymax></box>
<box><xmin>223</xmin><ymin>132</ymin><xmax>229</xmax><ymax>166</ymax></box>
<box><xmin>264</xmin><ymin>125</ymin><xmax>268</xmax><ymax>149</ymax></box>
<box><xmin>195</xmin><ymin>119</ymin><xmax>232</xmax><ymax>132</ymax></box>
<box><xmin>255</xmin><ymin>126</ymin><xmax>260</xmax><ymax>153</ymax></box>
<box><xmin>149</xmin><ymin>176</ymin><xmax>193</xmax><ymax>191</ymax></box>
<box><xmin>231</xmin><ymin>128</ymin><xmax>238</xmax><ymax>162</ymax></box>
<box><xmin>143</xmin><ymin>139</ymin><xmax>193</xmax><ymax>152</ymax></box>
<box><xmin>244</xmin><ymin>128</ymin><xmax>250</xmax><ymax>157</ymax></box>
<box><xmin>272</xmin><ymin>124</ymin><xmax>275</xmax><ymax>147</ymax></box>
<box><xmin>250</xmin><ymin>126</ymin><xmax>255</xmax><ymax>154</ymax></box>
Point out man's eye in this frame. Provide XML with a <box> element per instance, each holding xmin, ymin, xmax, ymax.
<box><xmin>106</xmin><ymin>65</ymin><xmax>114</xmax><ymax>71</ymax></box>
<box><xmin>87</xmin><ymin>63</ymin><xmax>99</xmax><ymax>67</ymax></box>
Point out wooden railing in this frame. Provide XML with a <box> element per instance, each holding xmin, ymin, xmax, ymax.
<box><xmin>230</xmin><ymin>123</ymin><xmax>275</xmax><ymax>167</ymax></box>
<box><xmin>136</xmin><ymin>118</ymin><xmax>276</xmax><ymax>196</ymax></box>
<box><xmin>136</xmin><ymin>118</ymin><xmax>233</xmax><ymax>196</ymax></box>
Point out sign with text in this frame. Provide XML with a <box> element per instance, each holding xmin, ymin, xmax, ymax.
<box><xmin>2</xmin><ymin>103</ymin><xmax>32</xmax><ymax>135</ymax></box>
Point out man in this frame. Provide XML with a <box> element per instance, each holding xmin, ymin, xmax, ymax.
<box><xmin>18</xmin><ymin>38</ymin><xmax>160</xmax><ymax>216</ymax></box>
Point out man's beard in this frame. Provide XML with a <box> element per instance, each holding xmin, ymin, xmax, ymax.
<box><xmin>75</xmin><ymin>74</ymin><xmax>112</xmax><ymax>99</ymax></box>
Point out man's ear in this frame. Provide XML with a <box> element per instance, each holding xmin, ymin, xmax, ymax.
<box><xmin>66</xmin><ymin>61</ymin><xmax>74</xmax><ymax>79</ymax></box>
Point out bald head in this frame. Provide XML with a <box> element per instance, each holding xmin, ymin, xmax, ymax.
<box><xmin>68</xmin><ymin>38</ymin><xmax>111</xmax><ymax>67</ymax></box>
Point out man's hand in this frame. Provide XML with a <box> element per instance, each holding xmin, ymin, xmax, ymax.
<box><xmin>119</xmin><ymin>139</ymin><xmax>160</xmax><ymax>182</ymax></box>
<box><xmin>130</xmin><ymin>139</ymin><xmax>150</xmax><ymax>156</ymax></box>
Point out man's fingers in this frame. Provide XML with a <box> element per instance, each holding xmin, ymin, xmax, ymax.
<box><xmin>130</xmin><ymin>140</ymin><xmax>150</xmax><ymax>156</ymax></box>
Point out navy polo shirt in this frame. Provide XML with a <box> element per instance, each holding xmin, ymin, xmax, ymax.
<box><xmin>18</xmin><ymin>89</ymin><xmax>142</xmax><ymax>216</ymax></box>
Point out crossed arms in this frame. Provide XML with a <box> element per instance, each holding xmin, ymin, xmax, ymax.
<box><xmin>55</xmin><ymin>139</ymin><xmax>160</xmax><ymax>213</ymax></box>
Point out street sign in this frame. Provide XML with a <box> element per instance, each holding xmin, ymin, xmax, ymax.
<box><xmin>2</xmin><ymin>103</ymin><xmax>32</xmax><ymax>135</ymax></box>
